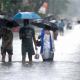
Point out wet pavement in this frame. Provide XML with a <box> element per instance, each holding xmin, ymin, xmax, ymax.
<box><xmin>0</xmin><ymin>25</ymin><xmax>80</xmax><ymax>80</ymax></box>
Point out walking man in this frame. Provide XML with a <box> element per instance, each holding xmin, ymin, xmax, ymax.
<box><xmin>59</xmin><ymin>19</ymin><xmax>65</xmax><ymax>36</ymax></box>
<box><xmin>19</xmin><ymin>19</ymin><xmax>37</xmax><ymax>62</ymax></box>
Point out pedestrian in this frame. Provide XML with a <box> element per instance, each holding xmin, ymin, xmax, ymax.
<box><xmin>59</xmin><ymin>19</ymin><xmax>65</xmax><ymax>36</ymax></box>
<box><xmin>54</xmin><ymin>21</ymin><xmax>59</xmax><ymax>40</ymax></box>
<box><xmin>66</xmin><ymin>23</ymin><xmax>70</xmax><ymax>29</ymax></box>
<box><xmin>0</xmin><ymin>24</ymin><xmax>13</xmax><ymax>62</ymax></box>
<box><xmin>38</xmin><ymin>25</ymin><xmax>55</xmax><ymax>61</ymax></box>
<box><xmin>19</xmin><ymin>19</ymin><xmax>37</xmax><ymax>62</ymax></box>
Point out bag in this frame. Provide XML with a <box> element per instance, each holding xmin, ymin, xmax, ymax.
<box><xmin>35</xmin><ymin>54</ymin><xmax>39</xmax><ymax>59</ymax></box>
<box><xmin>34</xmin><ymin>50</ymin><xmax>39</xmax><ymax>59</ymax></box>
<box><xmin>37</xmin><ymin>39</ymin><xmax>41</xmax><ymax>47</ymax></box>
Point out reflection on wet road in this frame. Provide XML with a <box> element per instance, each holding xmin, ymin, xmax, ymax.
<box><xmin>0</xmin><ymin>61</ymin><xmax>80</xmax><ymax>80</ymax></box>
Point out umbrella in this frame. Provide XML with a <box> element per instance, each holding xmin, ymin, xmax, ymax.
<box><xmin>0</xmin><ymin>15</ymin><xmax>19</xmax><ymax>28</ymax></box>
<box><xmin>13</xmin><ymin>12</ymin><xmax>41</xmax><ymax>19</ymax></box>
<box><xmin>6</xmin><ymin>20</ymin><xmax>20</xmax><ymax>28</ymax></box>
<box><xmin>31</xmin><ymin>20</ymin><xmax>58</xmax><ymax>32</ymax></box>
<box><xmin>0</xmin><ymin>15</ymin><xmax>11</xmax><ymax>26</ymax></box>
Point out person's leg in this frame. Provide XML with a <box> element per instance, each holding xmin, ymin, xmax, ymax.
<box><xmin>28</xmin><ymin>55</ymin><xmax>32</xmax><ymax>62</ymax></box>
<box><xmin>61</xmin><ymin>28</ymin><xmax>62</xmax><ymax>35</ymax></box>
<box><xmin>2</xmin><ymin>53</ymin><xmax>6</xmax><ymax>62</ymax></box>
<box><xmin>22</xmin><ymin>55</ymin><xmax>26</xmax><ymax>61</ymax></box>
<box><xmin>8</xmin><ymin>54</ymin><xmax>12</xmax><ymax>62</ymax></box>
<box><xmin>28</xmin><ymin>47</ymin><xmax>35</xmax><ymax>62</ymax></box>
<box><xmin>62</xmin><ymin>28</ymin><xmax>64</xmax><ymax>35</ymax></box>
<box><xmin>22</xmin><ymin>45</ymin><xmax>26</xmax><ymax>62</ymax></box>
<box><xmin>1</xmin><ymin>47</ymin><xmax>2</xmax><ymax>55</ymax></box>
<box><xmin>7</xmin><ymin>49</ymin><xmax>13</xmax><ymax>62</ymax></box>
<box><xmin>61</xmin><ymin>28</ymin><xmax>63</xmax><ymax>36</ymax></box>
<box><xmin>60</xmin><ymin>28</ymin><xmax>62</xmax><ymax>35</ymax></box>
<box><xmin>1</xmin><ymin>49</ymin><xmax>6</xmax><ymax>62</ymax></box>
<box><xmin>63</xmin><ymin>28</ymin><xmax>64</xmax><ymax>34</ymax></box>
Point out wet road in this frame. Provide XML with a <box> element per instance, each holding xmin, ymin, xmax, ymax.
<box><xmin>0</xmin><ymin>25</ymin><xmax>80</xmax><ymax>80</ymax></box>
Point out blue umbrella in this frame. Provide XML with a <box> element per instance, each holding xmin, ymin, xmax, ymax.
<box><xmin>13</xmin><ymin>12</ymin><xmax>41</xmax><ymax>19</ymax></box>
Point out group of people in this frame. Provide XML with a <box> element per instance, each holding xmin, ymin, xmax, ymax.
<box><xmin>0</xmin><ymin>19</ymin><xmax>56</xmax><ymax>62</ymax></box>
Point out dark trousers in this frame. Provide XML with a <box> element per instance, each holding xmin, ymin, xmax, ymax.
<box><xmin>59</xmin><ymin>27</ymin><xmax>64</xmax><ymax>33</ymax></box>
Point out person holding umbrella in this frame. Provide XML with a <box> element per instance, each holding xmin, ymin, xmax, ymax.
<box><xmin>19</xmin><ymin>19</ymin><xmax>37</xmax><ymax>62</ymax></box>
<box><xmin>38</xmin><ymin>25</ymin><xmax>55</xmax><ymax>61</ymax></box>
<box><xmin>0</xmin><ymin>22</ymin><xmax>13</xmax><ymax>62</ymax></box>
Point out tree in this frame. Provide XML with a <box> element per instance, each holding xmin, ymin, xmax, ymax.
<box><xmin>47</xmin><ymin>0</ymin><xmax>70</xmax><ymax>19</ymax></box>
<box><xmin>0</xmin><ymin>0</ymin><xmax>23</xmax><ymax>16</ymax></box>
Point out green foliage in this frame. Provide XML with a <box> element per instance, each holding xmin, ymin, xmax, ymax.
<box><xmin>0</xmin><ymin>0</ymin><xmax>23</xmax><ymax>16</ymax></box>
<box><xmin>0</xmin><ymin>0</ymin><xmax>2</xmax><ymax>10</ymax></box>
<box><xmin>5</xmin><ymin>1</ymin><xmax>10</xmax><ymax>8</ymax></box>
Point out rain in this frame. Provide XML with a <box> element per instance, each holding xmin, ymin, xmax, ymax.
<box><xmin>0</xmin><ymin>0</ymin><xmax>80</xmax><ymax>80</ymax></box>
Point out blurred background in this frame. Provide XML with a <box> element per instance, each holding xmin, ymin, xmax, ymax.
<box><xmin>0</xmin><ymin>0</ymin><xmax>79</xmax><ymax>22</ymax></box>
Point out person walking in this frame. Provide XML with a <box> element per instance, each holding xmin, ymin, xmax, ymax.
<box><xmin>38</xmin><ymin>25</ymin><xmax>55</xmax><ymax>61</ymax></box>
<box><xmin>19</xmin><ymin>19</ymin><xmax>37</xmax><ymax>62</ymax></box>
<box><xmin>0</xmin><ymin>26</ymin><xmax>13</xmax><ymax>62</ymax></box>
<box><xmin>54</xmin><ymin>21</ymin><xmax>59</xmax><ymax>40</ymax></box>
<box><xmin>59</xmin><ymin>19</ymin><xmax>65</xmax><ymax>36</ymax></box>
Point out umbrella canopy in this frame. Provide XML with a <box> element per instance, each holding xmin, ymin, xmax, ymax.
<box><xmin>13</xmin><ymin>12</ymin><xmax>41</xmax><ymax>19</ymax></box>
<box><xmin>0</xmin><ymin>15</ymin><xmax>11</xmax><ymax>26</ymax></box>
<box><xmin>6</xmin><ymin>20</ymin><xmax>20</xmax><ymax>28</ymax></box>
<box><xmin>31</xmin><ymin>20</ymin><xmax>58</xmax><ymax>32</ymax></box>
<box><xmin>0</xmin><ymin>15</ymin><xmax>19</xmax><ymax>28</ymax></box>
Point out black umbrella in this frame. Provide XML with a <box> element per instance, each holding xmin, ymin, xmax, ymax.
<box><xmin>31</xmin><ymin>20</ymin><xmax>58</xmax><ymax>32</ymax></box>
<box><xmin>0</xmin><ymin>15</ymin><xmax>11</xmax><ymax>26</ymax></box>
<box><xmin>6</xmin><ymin>20</ymin><xmax>20</xmax><ymax>28</ymax></box>
<box><xmin>0</xmin><ymin>15</ymin><xmax>19</xmax><ymax>28</ymax></box>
